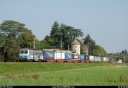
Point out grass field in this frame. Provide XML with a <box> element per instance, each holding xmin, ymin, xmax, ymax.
<box><xmin>0</xmin><ymin>62</ymin><xmax>128</xmax><ymax>86</ymax></box>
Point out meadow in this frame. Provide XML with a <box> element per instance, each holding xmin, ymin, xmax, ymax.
<box><xmin>0</xmin><ymin>62</ymin><xmax>128</xmax><ymax>86</ymax></box>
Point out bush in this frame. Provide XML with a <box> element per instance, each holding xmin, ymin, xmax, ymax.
<box><xmin>4</xmin><ymin>72</ymin><xmax>15</xmax><ymax>78</ymax></box>
<box><xmin>32</xmin><ymin>73</ymin><xmax>40</xmax><ymax>80</ymax></box>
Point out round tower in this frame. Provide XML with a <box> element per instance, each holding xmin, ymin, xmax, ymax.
<box><xmin>71</xmin><ymin>39</ymin><xmax>80</xmax><ymax>54</ymax></box>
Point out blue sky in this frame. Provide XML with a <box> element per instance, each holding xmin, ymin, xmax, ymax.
<box><xmin>0</xmin><ymin>0</ymin><xmax>128</xmax><ymax>53</ymax></box>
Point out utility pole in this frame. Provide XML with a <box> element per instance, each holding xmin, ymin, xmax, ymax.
<box><xmin>33</xmin><ymin>36</ymin><xmax>35</xmax><ymax>61</ymax></box>
<box><xmin>124</xmin><ymin>54</ymin><xmax>125</xmax><ymax>66</ymax></box>
<box><xmin>33</xmin><ymin>37</ymin><xmax>35</xmax><ymax>49</ymax></box>
<box><xmin>87</xmin><ymin>42</ymin><xmax>89</xmax><ymax>60</ymax></box>
<box><xmin>68</xmin><ymin>45</ymin><xmax>69</xmax><ymax>50</ymax></box>
<box><xmin>60</xmin><ymin>36</ymin><xmax>62</xmax><ymax>59</ymax></box>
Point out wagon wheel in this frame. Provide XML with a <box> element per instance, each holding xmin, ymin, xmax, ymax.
<box><xmin>38</xmin><ymin>59</ymin><xmax>42</xmax><ymax>62</ymax></box>
<box><xmin>29</xmin><ymin>59</ymin><xmax>33</xmax><ymax>62</ymax></box>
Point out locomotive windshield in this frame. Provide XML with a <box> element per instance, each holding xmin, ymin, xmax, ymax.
<box><xmin>20</xmin><ymin>50</ymin><xmax>28</xmax><ymax>54</ymax></box>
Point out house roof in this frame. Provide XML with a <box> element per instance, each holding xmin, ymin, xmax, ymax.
<box><xmin>71</xmin><ymin>39</ymin><xmax>80</xmax><ymax>45</ymax></box>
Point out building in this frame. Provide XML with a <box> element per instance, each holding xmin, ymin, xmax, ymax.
<box><xmin>79</xmin><ymin>39</ymin><xmax>89</xmax><ymax>55</ymax></box>
<box><xmin>71</xmin><ymin>39</ymin><xmax>80</xmax><ymax>54</ymax></box>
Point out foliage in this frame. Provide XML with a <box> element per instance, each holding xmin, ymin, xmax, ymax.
<box><xmin>0</xmin><ymin>20</ymin><xmax>34</xmax><ymax>62</ymax></box>
<box><xmin>83</xmin><ymin>34</ymin><xmax>107</xmax><ymax>57</ymax></box>
<box><xmin>93</xmin><ymin>45</ymin><xmax>107</xmax><ymax>57</ymax></box>
<box><xmin>83</xmin><ymin>34</ymin><xmax>96</xmax><ymax>55</ymax></box>
<box><xmin>18</xmin><ymin>32</ymin><xmax>34</xmax><ymax>48</ymax></box>
<box><xmin>49</xmin><ymin>21</ymin><xmax>84</xmax><ymax>50</ymax></box>
<box><xmin>108</xmin><ymin>49</ymin><xmax>128</xmax><ymax>63</ymax></box>
<box><xmin>0</xmin><ymin>20</ymin><xmax>25</xmax><ymax>38</ymax></box>
<box><xmin>44</xmin><ymin>35</ymin><xmax>54</xmax><ymax>48</ymax></box>
<box><xmin>38</xmin><ymin>40</ymin><xmax>50</xmax><ymax>49</ymax></box>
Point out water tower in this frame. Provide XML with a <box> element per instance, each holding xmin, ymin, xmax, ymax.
<box><xmin>71</xmin><ymin>39</ymin><xmax>80</xmax><ymax>54</ymax></box>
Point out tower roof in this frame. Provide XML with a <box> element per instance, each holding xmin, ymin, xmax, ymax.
<box><xmin>71</xmin><ymin>39</ymin><xmax>80</xmax><ymax>45</ymax></box>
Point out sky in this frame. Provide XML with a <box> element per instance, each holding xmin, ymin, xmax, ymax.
<box><xmin>0</xmin><ymin>0</ymin><xmax>128</xmax><ymax>53</ymax></box>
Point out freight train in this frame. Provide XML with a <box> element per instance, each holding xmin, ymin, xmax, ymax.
<box><xmin>19</xmin><ymin>48</ymin><xmax>114</xmax><ymax>63</ymax></box>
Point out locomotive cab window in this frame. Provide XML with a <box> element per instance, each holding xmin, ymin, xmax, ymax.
<box><xmin>25</xmin><ymin>51</ymin><xmax>28</xmax><ymax>54</ymax></box>
<box><xmin>20</xmin><ymin>51</ymin><xmax>24</xmax><ymax>54</ymax></box>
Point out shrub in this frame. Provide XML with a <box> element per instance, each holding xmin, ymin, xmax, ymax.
<box><xmin>4</xmin><ymin>72</ymin><xmax>15</xmax><ymax>78</ymax></box>
<box><xmin>32</xmin><ymin>73</ymin><xmax>40</xmax><ymax>80</ymax></box>
<box><xmin>119</xmin><ymin>75</ymin><xmax>125</xmax><ymax>82</ymax></box>
<box><xmin>19</xmin><ymin>74</ymin><xmax>30</xmax><ymax>79</ymax></box>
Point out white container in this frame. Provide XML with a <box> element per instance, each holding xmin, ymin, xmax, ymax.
<box><xmin>94</xmin><ymin>56</ymin><xmax>98</xmax><ymax>61</ymax></box>
<box><xmin>89</xmin><ymin>56</ymin><xmax>95</xmax><ymax>61</ymax></box>
<box><xmin>95</xmin><ymin>57</ymin><xmax>101</xmax><ymax>61</ymax></box>
<box><xmin>103</xmin><ymin>57</ymin><xmax>106</xmax><ymax>61</ymax></box>
<box><xmin>54</xmin><ymin>52</ymin><xmax>65</xmax><ymax>59</ymax></box>
<box><xmin>72</xmin><ymin>54</ymin><xmax>79</xmax><ymax>59</ymax></box>
<box><xmin>98</xmin><ymin>57</ymin><xmax>101</xmax><ymax>61</ymax></box>
<box><xmin>94</xmin><ymin>56</ymin><xmax>100</xmax><ymax>61</ymax></box>
<box><xmin>74</xmin><ymin>55</ymin><xmax>79</xmax><ymax>59</ymax></box>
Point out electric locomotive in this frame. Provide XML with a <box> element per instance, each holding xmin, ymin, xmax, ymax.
<box><xmin>19</xmin><ymin>48</ymin><xmax>43</xmax><ymax>61</ymax></box>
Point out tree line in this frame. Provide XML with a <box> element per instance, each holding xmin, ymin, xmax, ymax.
<box><xmin>0</xmin><ymin>20</ymin><xmax>107</xmax><ymax>62</ymax></box>
<box><xmin>108</xmin><ymin>49</ymin><xmax>128</xmax><ymax>63</ymax></box>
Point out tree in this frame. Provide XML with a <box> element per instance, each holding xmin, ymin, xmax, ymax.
<box><xmin>83</xmin><ymin>34</ymin><xmax>96</xmax><ymax>55</ymax></box>
<box><xmin>44</xmin><ymin>35</ymin><xmax>55</xmax><ymax>48</ymax></box>
<box><xmin>0</xmin><ymin>20</ymin><xmax>26</xmax><ymax>38</ymax></box>
<box><xmin>93</xmin><ymin>45</ymin><xmax>107</xmax><ymax>57</ymax></box>
<box><xmin>122</xmin><ymin>50</ymin><xmax>125</xmax><ymax>54</ymax></box>
<box><xmin>0</xmin><ymin>20</ymin><xmax>34</xmax><ymax>61</ymax></box>
<box><xmin>49</xmin><ymin>21</ymin><xmax>84</xmax><ymax>50</ymax></box>
<box><xmin>108</xmin><ymin>49</ymin><xmax>128</xmax><ymax>63</ymax></box>
<box><xmin>125</xmin><ymin>49</ymin><xmax>127</xmax><ymax>55</ymax></box>
<box><xmin>18</xmin><ymin>32</ymin><xmax>35</xmax><ymax>49</ymax></box>
<box><xmin>40</xmin><ymin>40</ymin><xmax>50</xmax><ymax>49</ymax></box>
<box><xmin>83</xmin><ymin>34</ymin><xmax>107</xmax><ymax>56</ymax></box>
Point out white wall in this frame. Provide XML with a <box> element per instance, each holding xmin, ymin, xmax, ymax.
<box><xmin>71</xmin><ymin>45</ymin><xmax>80</xmax><ymax>54</ymax></box>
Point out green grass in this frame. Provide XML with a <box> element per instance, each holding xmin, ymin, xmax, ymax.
<box><xmin>0</xmin><ymin>62</ymin><xmax>128</xmax><ymax>86</ymax></box>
